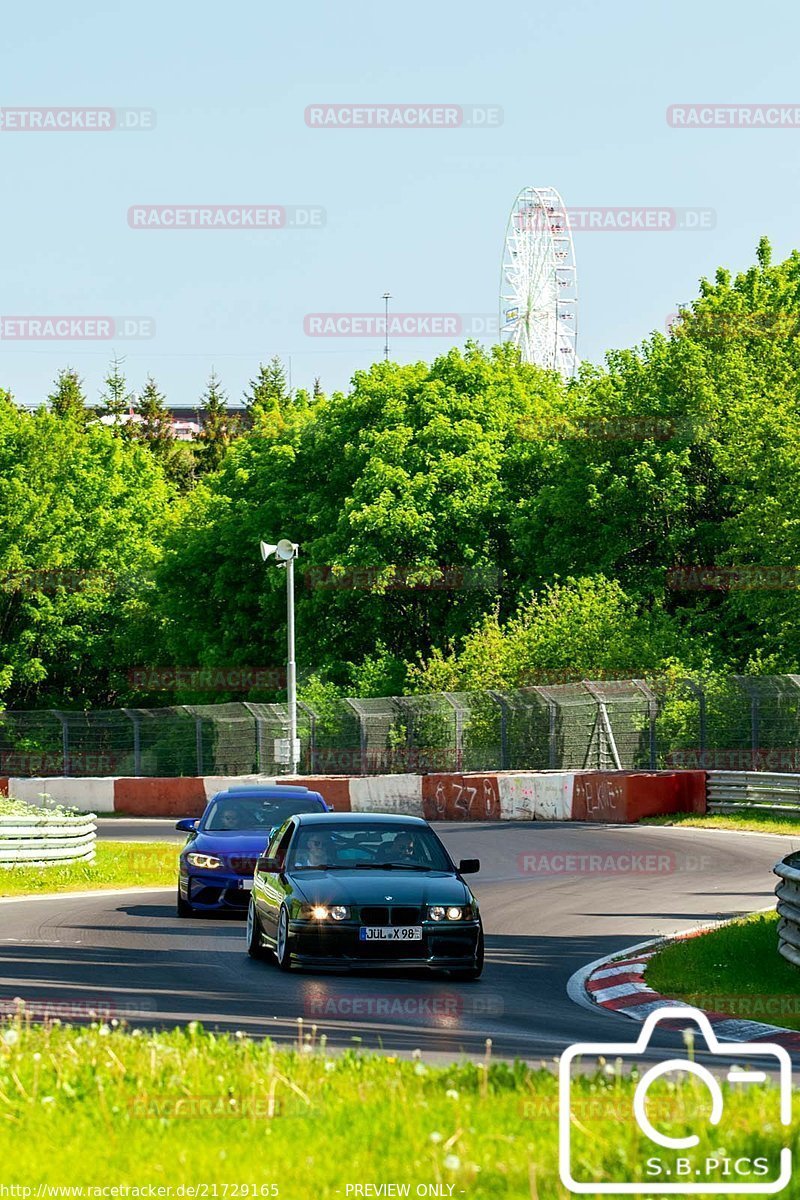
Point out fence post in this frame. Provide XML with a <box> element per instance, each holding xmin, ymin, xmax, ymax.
<box><xmin>581</xmin><ymin>682</ymin><xmax>622</xmax><ymax>770</ymax></box>
<box><xmin>442</xmin><ymin>693</ymin><xmax>466</xmax><ymax>771</ymax></box>
<box><xmin>682</xmin><ymin>678</ymin><xmax>706</xmax><ymax>762</ymax></box>
<box><xmin>50</xmin><ymin>711</ymin><xmax>69</xmax><ymax>776</ymax></box>
<box><xmin>531</xmin><ymin>687</ymin><xmax>558</xmax><ymax>769</ymax></box>
<box><xmin>122</xmin><ymin>709</ymin><xmax>142</xmax><ymax>777</ymax></box>
<box><xmin>632</xmin><ymin>679</ymin><xmax>657</xmax><ymax>769</ymax></box>
<box><xmin>486</xmin><ymin>690</ymin><xmax>509</xmax><ymax>770</ymax></box>
<box><xmin>297</xmin><ymin>701</ymin><xmax>317</xmax><ymax>774</ymax></box>
<box><xmin>344</xmin><ymin>699</ymin><xmax>367</xmax><ymax>775</ymax></box>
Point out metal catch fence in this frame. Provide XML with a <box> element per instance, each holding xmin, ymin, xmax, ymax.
<box><xmin>4</xmin><ymin>673</ymin><xmax>800</xmax><ymax>777</ymax></box>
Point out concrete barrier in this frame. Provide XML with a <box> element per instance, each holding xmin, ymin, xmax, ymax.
<box><xmin>0</xmin><ymin>769</ymin><xmax>709</xmax><ymax>821</ymax></box>
<box><xmin>6</xmin><ymin>776</ymin><xmax>115</xmax><ymax>813</ymax></box>
<box><xmin>349</xmin><ymin>773</ymin><xmax>424</xmax><ymax>817</ymax></box>
<box><xmin>422</xmin><ymin>774</ymin><xmax>501</xmax><ymax>821</ymax></box>
<box><xmin>572</xmin><ymin>770</ymin><xmax>706</xmax><ymax>822</ymax></box>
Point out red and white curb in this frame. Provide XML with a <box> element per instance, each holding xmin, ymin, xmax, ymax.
<box><xmin>572</xmin><ymin>931</ymin><xmax>800</xmax><ymax>1053</ymax></box>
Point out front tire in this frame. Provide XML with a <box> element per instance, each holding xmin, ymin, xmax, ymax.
<box><xmin>177</xmin><ymin>887</ymin><xmax>193</xmax><ymax>918</ymax></box>
<box><xmin>274</xmin><ymin>905</ymin><xmax>293</xmax><ymax>971</ymax></box>
<box><xmin>450</xmin><ymin>924</ymin><xmax>484</xmax><ymax>981</ymax></box>
<box><xmin>246</xmin><ymin>898</ymin><xmax>269</xmax><ymax>960</ymax></box>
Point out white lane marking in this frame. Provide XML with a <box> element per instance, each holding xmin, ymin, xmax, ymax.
<box><xmin>0</xmin><ymin>886</ymin><xmax>173</xmax><ymax>905</ymax></box>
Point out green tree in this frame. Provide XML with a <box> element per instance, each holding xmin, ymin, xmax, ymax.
<box><xmin>198</xmin><ymin>369</ymin><xmax>233</xmax><ymax>473</ymax></box>
<box><xmin>98</xmin><ymin>356</ymin><xmax>133</xmax><ymax>435</ymax></box>
<box><xmin>135</xmin><ymin>376</ymin><xmax>173</xmax><ymax>453</ymax></box>
<box><xmin>48</xmin><ymin>368</ymin><xmax>87</xmax><ymax>425</ymax></box>
<box><xmin>243</xmin><ymin>356</ymin><xmax>291</xmax><ymax>424</ymax></box>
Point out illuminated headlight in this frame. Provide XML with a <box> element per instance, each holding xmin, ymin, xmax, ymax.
<box><xmin>429</xmin><ymin>906</ymin><xmax>446</xmax><ymax>921</ymax></box>
<box><xmin>186</xmin><ymin>852</ymin><xmax>222</xmax><ymax>870</ymax></box>
<box><xmin>446</xmin><ymin>906</ymin><xmax>464</xmax><ymax>921</ymax></box>
<box><xmin>302</xmin><ymin>904</ymin><xmax>350</xmax><ymax>921</ymax></box>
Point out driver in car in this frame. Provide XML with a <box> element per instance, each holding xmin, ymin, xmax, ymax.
<box><xmin>215</xmin><ymin>801</ymin><xmax>240</xmax><ymax>830</ymax></box>
<box><xmin>389</xmin><ymin>830</ymin><xmax>422</xmax><ymax>862</ymax></box>
<box><xmin>295</xmin><ymin>832</ymin><xmax>333</xmax><ymax>868</ymax></box>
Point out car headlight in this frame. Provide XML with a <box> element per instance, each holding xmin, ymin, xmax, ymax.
<box><xmin>301</xmin><ymin>905</ymin><xmax>350</xmax><ymax>921</ymax></box>
<box><xmin>186</xmin><ymin>852</ymin><xmax>222</xmax><ymax>870</ymax></box>
<box><xmin>429</xmin><ymin>905</ymin><xmax>465</xmax><ymax>921</ymax></box>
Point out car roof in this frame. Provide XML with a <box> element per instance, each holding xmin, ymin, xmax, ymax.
<box><xmin>294</xmin><ymin>812</ymin><xmax>427</xmax><ymax>826</ymax></box>
<box><xmin>210</xmin><ymin>788</ymin><xmax>325</xmax><ymax>804</ymax></box>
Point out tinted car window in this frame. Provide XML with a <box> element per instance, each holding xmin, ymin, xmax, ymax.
<box><xmin>203</xmin><ymin>796</ymin><xmax>321</xmax><ymax>831</ymax></box>
<box><xmin>288</xmin><ymin>823</ymin><xmax>451</xmax><ymax>871</ymax></box>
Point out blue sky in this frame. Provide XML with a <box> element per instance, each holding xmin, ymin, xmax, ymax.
<box><xmin>2</xmin><ymin>0</ymin><xmax>799</xmax><ymax>408</ymax></box>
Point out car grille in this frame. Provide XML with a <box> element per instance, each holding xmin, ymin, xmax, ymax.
<box><xmin>228</xmin><ymin>856</ymin><xmax>259</xmax><ymax>877</ymax></box>
<box><xmin>359</xmin><ymin>905</ymin><xmax>421</xmax><ymax>926</ymax></box>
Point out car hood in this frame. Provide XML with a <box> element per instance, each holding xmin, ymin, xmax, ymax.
<box><xmin>183</xmin><ymin>831</ymin><xmax>272</xmax><ymax>857</ymax></box>
<box><xmin>289</xmin><ymin>869</ymin><xmax>472</xmax><ymax>906</ymax></box>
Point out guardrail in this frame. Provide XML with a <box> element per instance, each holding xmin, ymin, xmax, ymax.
<box><xmin>0</xmin><ymin>812</ymin><xmax>96</xmax><ymax>868</ymax></box>
<box><xmin>707</xmin><ymin>771</ymin><xmax>800</xmax><ymax>814</ymax></box>
<box><xmin>774</xmin><ymin>853</ymin><xmax>800</xmax><ymax>968</ymax></box>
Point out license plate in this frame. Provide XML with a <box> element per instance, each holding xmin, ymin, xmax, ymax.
<box><xmin>359</xmin><ymin>926</ymin><xmax>422</xmax><ymax>941</ymax></box>
<box><xmin>240</xmin><ymin>879</ymin><xmax>254</xmax><ymax>891</ymax></box>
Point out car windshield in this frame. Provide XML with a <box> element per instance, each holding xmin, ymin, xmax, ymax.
<box><xmin>204</xmin><ymin>796</ymin><xmax>322</xmax><ymax>832</ymax></box>
<box><xmin>288</xmin><ymin>822</ymin><xmax>451</xmax><ymax>872</ymax></box>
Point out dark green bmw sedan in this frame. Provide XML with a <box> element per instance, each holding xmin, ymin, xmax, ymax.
<box><xmin>245</xmin><ymin>812</ymin><xmax>483</xmax><ymax>979</ymax></box>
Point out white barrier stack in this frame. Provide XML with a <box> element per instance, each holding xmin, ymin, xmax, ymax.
<box><xmin>0</xmin><ymin>813</ymin><xmax>97</xmax><ymax>867</ymax></box>
<box><xmin>497</xmin><ymin>772</ymin><xmax>575</xmax><ymax>820</ymax></box>
<box><xmin>6</xmin><ymin>777</ymin><xmax>115</xmax><ymax>813</ymax></box>
<box><xmin>349</xmin><ymin>774</ymin><xmax>424</xmax><ymax>817</ymax></box>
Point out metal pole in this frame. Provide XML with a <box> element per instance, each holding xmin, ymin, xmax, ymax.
<box><xmin>286</xmin><ymin>554</ymin><xmax>298</xmax><ymax>775</ymax></box>
<box><xmin>382</xmin><ymin>292</ymin><xmax>391</xmax><ymax>361</ymax></box>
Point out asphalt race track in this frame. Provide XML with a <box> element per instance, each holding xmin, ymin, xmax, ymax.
<box><xmin>0</xmin><ymin>821</ymin><xmax>795</xmax><ymax>1063</ymax></box>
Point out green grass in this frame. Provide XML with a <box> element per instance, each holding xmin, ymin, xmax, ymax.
<box><xmin>647</xmin><ymin>910</ymin><xmax>800</xmax><ymax>1029</ymax></box>
<box><xmin>642</xmin><ymin>807</ymin><xmax>800</xmax><ymax>836</ymax></box>
<box><xmin>0</xmin><ymin>840</ymin><xmax>177</xmax><ymax>896</ymax></box>
<box><xmin>0</xmin><ymin>1017</ymin><xmax>794</xmax><ymax>1197</ymax></box>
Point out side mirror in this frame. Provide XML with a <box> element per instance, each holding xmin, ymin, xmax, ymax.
<box><xmin>458</xmin><ymin>858</ymin><xmax>480</xmax><ymax>875</ymax></box>
<box><xmin>175</xmin><ymin>818</ymin><xmax>198</xmax><ymax>832</ymax></box>
<box><xmin>256</xmin><ymin>856</ymin><xmax>281</xmax><ymax>874</ymax></box>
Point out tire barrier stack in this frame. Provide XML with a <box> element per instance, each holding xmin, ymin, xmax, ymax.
<box><xmin>0</xmin><ymin>811</ymin><xmax>96</xmax><ymax>868</ymax></box>
<box><xmin>774</xmin><ymin>852</ymin><xmax>800</xmax><ymax>968</ymax></box>
<box><xmin>0</xmin><ymin>769</ymin><xmax>706</xmax><ymax>821</ymax></box>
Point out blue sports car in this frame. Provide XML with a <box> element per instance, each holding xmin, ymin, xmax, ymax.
<box><xmin>176</xmin><ymin>785</ymin><xmax>329</xmax><ymax>916</ymax></box>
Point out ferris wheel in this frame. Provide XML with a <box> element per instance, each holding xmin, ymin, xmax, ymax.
<box><xmin>499</xmin><ymin>186</ymin><xmax>578</xmax><ymax>377</ymax></box>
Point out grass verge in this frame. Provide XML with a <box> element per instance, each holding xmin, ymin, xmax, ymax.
<box><xmin>642</xmin><ymin>807</ymin><xmax>800</xmax><ymax>836</ymax></box>
<box><xmin>0</xmin><ymin>1016</ymin><xmax>794</xmax><ymax>1196</ymax></box>
<box><xmin>646</xmin><ymin>910</ymin><xmax>800</xmax><ymax>1029</ymax></box>
<box><xmin>0</xmin><ymin>840</ymin><xmax>177</xmax><ymax>897</ymax></box>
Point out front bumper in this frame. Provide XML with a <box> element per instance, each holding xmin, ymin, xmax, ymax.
<box><xmin>286</xmin><ymin>918</ymin><xmax>481</xmax><ymax>969</ymax></box>
<box><xmin>179</xmin><ymin>869</ymin><xmax>253</xmax><ymax>912</ymax></box>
